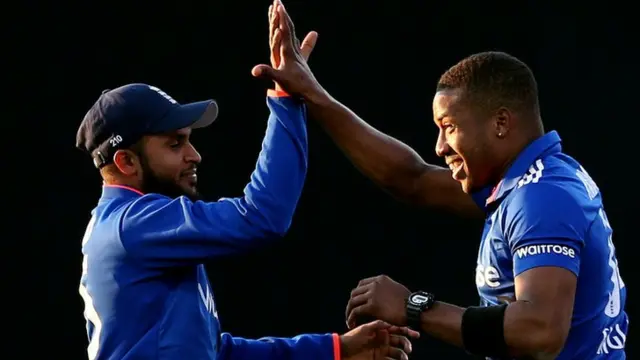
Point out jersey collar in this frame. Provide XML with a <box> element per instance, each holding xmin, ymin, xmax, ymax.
<box><xmin>481</xmin><ymin>130</ymin><xmax>563</xmax><ymax>208</ymax></box>
<box><xmin>101</xmin><ymin>184</ymin><xmax>145</xmax><ymax>200</ymax></box>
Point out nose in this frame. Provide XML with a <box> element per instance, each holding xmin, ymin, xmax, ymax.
<box><xmin>185</xmin><ymin>143</ymin><xmax>202</xmax><ymax>164</ymax></box>
<box><xmin>435</xmin><ymin>129</ymin><xmax>450</xmax><ymax>158</ymax></box>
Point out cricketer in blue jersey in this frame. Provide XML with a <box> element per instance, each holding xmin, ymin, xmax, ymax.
<box><xmin>73</xmin><ymin>26</ymin><xmax>419</xmax><ymax>359</ymax></box>
<box><xmin>254</xmin><ymin>9</ymin><xmax>629</xmax><ymax>359</ymax></box>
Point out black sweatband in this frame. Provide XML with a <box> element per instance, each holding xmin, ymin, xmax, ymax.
<box><xmin>461</xmin><ymin>304</ymin><xmax>509</xmax><ymax>358</ymax></box>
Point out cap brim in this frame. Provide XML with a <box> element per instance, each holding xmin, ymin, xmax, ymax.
<box><xmin>183</xmin><ymin>100</ymin><xmax>219</xmax><ymax>129</ymax></box>
<box><xmin>158</xmin><ymin>100</ymin><xmax>219</xmax><ymax>133</ymax></box>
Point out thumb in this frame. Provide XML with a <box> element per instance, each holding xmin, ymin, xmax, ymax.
<box><xmin>251</xmin><ymin>64</ymin><xmax>281</xmax><ymax>81</ymax></box>
<box><xmin>300</xmin><ymin>31</ymin><xmax>318</xmax><ymax>61</ymax></box>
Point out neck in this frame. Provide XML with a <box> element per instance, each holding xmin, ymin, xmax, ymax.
<box><xmin>103</xmin><ymin>178</ymin><xmax>142</xmax><ymax>192</ymax></box>
<box><xmin>494</xmin><ymin>129</ymin><xmax>543</xmax><ymax>184</ymax></box>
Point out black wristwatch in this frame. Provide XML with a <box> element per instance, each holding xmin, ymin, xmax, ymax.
<box><xmin>406</xmin><ymin>291</ymin><xmax>435</xmax><ymax>330</ymax></box>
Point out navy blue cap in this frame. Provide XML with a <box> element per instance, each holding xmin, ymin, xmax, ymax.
<box><xmin>76</xmin><ymin>83</ymin><xmax>219</xmax><ymax>168</ymax></box>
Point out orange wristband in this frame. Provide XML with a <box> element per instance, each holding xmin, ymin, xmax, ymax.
<box><xmin>331</xmin><ymin>333</ymin><xmax>341</xmax><ymax>360</ymax></box>
<box><xmin>267</xmin><ymin>89</ymin><xmax>290</xmax><ymax>97</ymax></box>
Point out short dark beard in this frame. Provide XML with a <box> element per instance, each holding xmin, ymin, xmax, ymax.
<box><xmin>137</xmin><ymin>152</ymin><xmax>202</xmax><ymax>202</ymax></box>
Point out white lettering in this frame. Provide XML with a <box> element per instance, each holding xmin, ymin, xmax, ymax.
<box><xmin>599</xmin><ymin>208</ymin><xmax>625</xmax><ymax>317</ymax></box>
<box><xmin>597</xmin><ymin>323</ymin><xmax>627</xmax><ymax>355</ymax></box>
<box><xmin>515</xmin><ymin>244</ymin><xmax>576</xmax><ymax>259</ymax></box>
<box><xmin>149</xmin><ymin>85</ymin><xmax>178</xmax><ymax>104</ymax></box>
<box><xmin>475</xmin><ymin>264</ymin><xmax>501</xmax><ymax>288</ymax></box>
<box><xmin>576</xmin><ymin>166</ymin><xmax>599</xmax><ymax>200</ymax></box>
<box><xmin>517</xmin><ymin>159</ymin><xmax>545</xmax><ymax>188</ymax></box>
<box><xmin>108</xmin><ymin>135</ymin><xmax>123</xmax><ymax>147</ymax></box>
<box><xmin>198</xmin><ymin>283</ymin><xmax>218</xmax><ymax>318</ymax></box>
<box><xmin>412</xmin><ymin>295</ymin><xmax>428</xmax><ymax>303</ymax></box>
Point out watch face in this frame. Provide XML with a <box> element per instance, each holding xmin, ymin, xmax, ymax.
<box><xmin>410</xmin><ymin>293</ymin><xmax>430</xmax><ymax>305</ymax></box>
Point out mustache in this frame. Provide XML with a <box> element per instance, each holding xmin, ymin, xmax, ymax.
<box><xmin>445</xmin><ymin>156</ymin><xmax>463</xmax><ymax>165</ymax></box>
<box><xmin>180</xmin><ymin>166</ymin><xmax>198</xmax><ymax>176</ymax></box>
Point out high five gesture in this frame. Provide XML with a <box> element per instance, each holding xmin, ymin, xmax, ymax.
<box><xmin>253</xmin><ymin>0</ymin><xmax>325</xmax><ymax>100</ymax></box>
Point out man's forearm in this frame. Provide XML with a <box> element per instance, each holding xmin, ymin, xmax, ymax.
<box><xmin>218</xmin><ymin>333</ymin><xmax>338</xmax><ymax>360</ymax></box>
<box><xmin>304</xmin><ymin>91</ymin><xmax>482</xmax><ymax>217</ymax></box>
<box><xmin>239</xmin><ymin>92</ymin><xmax>308</xmax><ymax>236</ymax></box>
<box><xmin>417</xmin><ymin>301</ymin><xmax>562</xmax><ymax>359</ymax></box>
<box><xmin>305</xmin><ymin>91</ymin><xmax>430</xmax><ymax>203</ymax></box>
<box><xmin>418</xmin><ymin>301</ymin><xmax>465</xmax><ymax>347</ymax></box>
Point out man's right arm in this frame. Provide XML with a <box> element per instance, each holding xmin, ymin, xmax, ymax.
<box><xmin>118</xmin><ymin>91</ymin><xmax>309</xmax><ymax>267</ymax></box>
<box><xmin>305</xmin><ymin>92</ymin><xmax>482</xmax><ymax>218</ymax></box>
<box><xmin>254</xmin><ymin>0</ymin><xmax>480</xmax><ymax>217</ymax></box>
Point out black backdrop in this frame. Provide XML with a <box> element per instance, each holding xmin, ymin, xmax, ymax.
<box><xmin>21</xmin><ymin>1</ymin><xmax>635</xmax><ymax>358</ymax></box>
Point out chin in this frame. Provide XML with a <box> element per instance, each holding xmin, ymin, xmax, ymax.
<box><xmin>460</xmin><ymin>180</ymin><xmax>473</xmax><ymax>194</ymax></box>
<box><xmin>183</xmin><ymin>186</ymin><xmax>201</xmax><ymax>201</ymax></box>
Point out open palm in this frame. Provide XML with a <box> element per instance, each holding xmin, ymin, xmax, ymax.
<box><xmin>252</xmin><ymin>0</ymin><xmax>324</xmax><ymax>99</ymax></box>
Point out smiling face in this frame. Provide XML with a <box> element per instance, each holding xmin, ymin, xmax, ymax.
<box><xmin>432</xmin><ymin>88</ymin><xmax>504</xmax><ymax>194</ymax></box>
<box><xmin>136</xmin><ymin>127</ymin><xmax>203</xmax><ymax>200</ymax></box>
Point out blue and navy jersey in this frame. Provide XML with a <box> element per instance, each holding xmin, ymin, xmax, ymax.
<box><xmin>471</xmin><ymin>131</ymin><xmax>628</xmax><ymax>359</ymax></box>
<box><xmin>78</xmin><ymin>92</ymin><xmax>340</xmax><ymax>360</ymax></box>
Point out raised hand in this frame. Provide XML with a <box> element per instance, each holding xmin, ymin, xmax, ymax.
<box><xmin>267</xmin><ymin>1</ymin><xmax>316</xmax><ymax>70</ymax></box>
<box><xmin>253</xmin><ymin>0</ymin><xmax>325</xmax><ymax>100</ymax></box>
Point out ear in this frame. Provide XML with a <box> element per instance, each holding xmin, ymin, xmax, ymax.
<box><xmin>113</xmin><ymin>149</ymin><xmax>141</xmax><ymax>176</ymax></box>
<box><xmin>494</xmin><ymin>107</ymin><xmax>512</xmax><ymax>139</ymax></box>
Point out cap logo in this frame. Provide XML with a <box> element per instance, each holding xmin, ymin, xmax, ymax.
<box><xmin>109</xmin><ymin>134</ymin><xmax>123</xmax><ymax>147</ymax></box>
<box><xmin>148</xmin><ymin>85</ymin><xmax>177</xmax><ymax>104</ymax></box>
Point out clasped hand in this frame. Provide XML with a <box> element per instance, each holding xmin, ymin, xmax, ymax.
<box><xmin>345</xmin><ymin>275</ymin><xmax>412</xmax><ymax>330</ymax></box>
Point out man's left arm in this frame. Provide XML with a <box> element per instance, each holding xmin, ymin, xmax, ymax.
<box><xmin>346</xmin><ymin>183</ymin><xmax>586</xmax><ymax>360</ymax></box>
<box><xmin>420</xmin><ymin>183</ymin><xmax>585</xmax><ymax>359</ymax></box>
<box><xmin>217</xmin><ymin>320</ymin><xmax>418</xmax><ymax>360</ymax></box>
<box><xmin>217</xmin><ymin>333</ymin><xmax>340</xmax><ymax>360</ymax></box>
<box><xmin>499</xmin><ymin>183</ymin><xmax>587</xmax><ymax>358</ymax></box>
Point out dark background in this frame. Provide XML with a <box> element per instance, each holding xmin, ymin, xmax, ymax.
<box><xmin>23</xmin><ymin>0</ymin><xmax>635</xmax><ymax>358</ymax></box>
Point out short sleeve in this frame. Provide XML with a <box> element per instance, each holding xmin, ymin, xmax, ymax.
<box><xmin>503</xmin><ymin>183</ymin><xmax>588</xmax><ymax>277</ymax></box>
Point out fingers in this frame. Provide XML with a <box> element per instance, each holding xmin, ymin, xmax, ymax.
<box><xmin>282</xmin><ymin>4</ymin><xmax>300</xmax><ymax>50</ymax></box>
<box><xmin>388</xmin><ymin>326</ymin><xmax>420</xmax><ymax>339</ymax></box>
<box><xmin>273</xmin><ymin>29</ymin><xmax>282</xmax><ymax>50</ymax></box>
<box><xmin>389</xmin><ymin>335</ymin><xmax>413</xmax><ymax>355</ymax></box>
<box><xmin>385</xmin><ymin>346</ymin><xmax>409</xmax><ymax>360</ymax></box>
<box><xmin>268</xmin><ymin>4</ymin><xmax>274</xmax><ymax>46</ymax></box>
<box><xmin>347</xmin><ymin>304</ymin><xmax>373</xmax><ymax>329</ymax></box>
<box><xmin>299</xmin><ymin>31</ymin><xmax>318</xmax><ymax>61</ymax></box>
<box><xmin>275</xmin><ymin>1</ymin><xmax>296</xmax><ymax>57</ymax></box>
<box><xmin>364</xmin><ymin>319</ymin><xmax>391</xmax><ymax>331</ymax></box>
<box><xmin>346</xmin><ymin>286</ymin><xmax>372</xmax><ymax>325</ymax></box>
<box><xmin>271</xmin><ymin>28</ymin><xmax>282</xmax><ymax>68</ymax></box>
<box><xmin>350</xmin><ymin>284</ymin><xmax>370</xmax><ymax>298</ymax></box>
<box><xmin>269</xmin><ymin>4</ymin><xmax>279</xmax><ymax>48</ymax></box>
<box><xmin>271</xmin><ymin>1</ymin><xmax>315</xmax><ymax>63</ymax></box>
<box><xmin>357</xmin><ymin>276</ymin><xmax>380</xmax><ymax>287</ymax></box>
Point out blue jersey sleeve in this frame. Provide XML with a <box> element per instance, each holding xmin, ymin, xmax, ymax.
<box><xmin>118</xmin><ymin>93</ymin><xmax>308</xmax><ymax>267</ymax></box>
<box><xmin>217</xmin><ymin>333</ymin><xmax>339</xmax><ymax>360</ymax></box>
<box><xmin>503</xmin><ymin>183</ymin><xmax>588</xmax><ymax>277</ymax></box>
